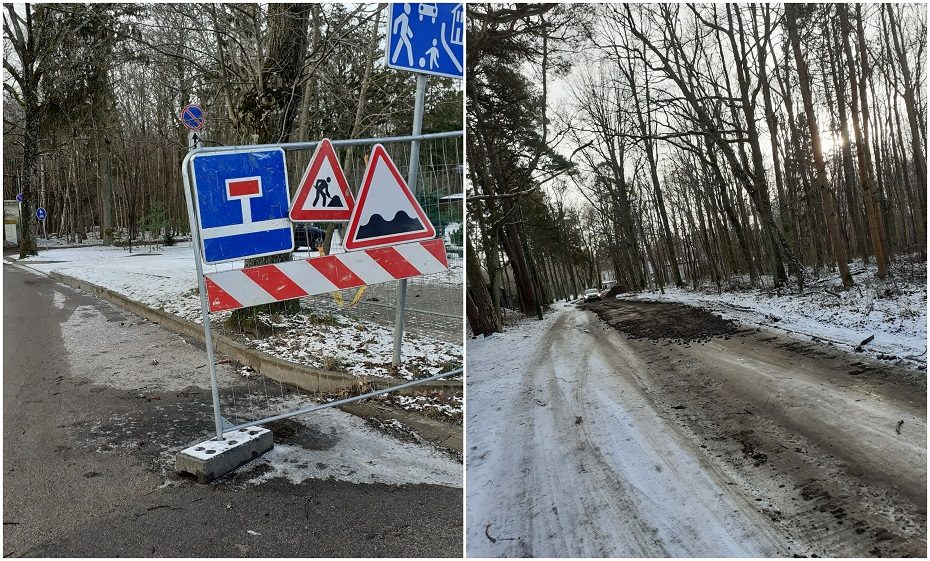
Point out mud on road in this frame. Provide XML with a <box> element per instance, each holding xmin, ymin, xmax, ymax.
<box><xmin>583</xmin><ymin>298</ymin><xmax>927</xmax><ymax>557</ymax></box>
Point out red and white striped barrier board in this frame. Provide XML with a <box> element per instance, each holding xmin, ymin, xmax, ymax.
<box><xmin>203</xmin><ymin>239</ymin><xmax>448</xmax><ymax>313</ymax></box>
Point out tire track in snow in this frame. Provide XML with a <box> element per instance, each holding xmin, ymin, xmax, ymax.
<box><xmin>467</xmin><ymin>307</ymin><xmax>787</xmax><ymax>557</ymax></box>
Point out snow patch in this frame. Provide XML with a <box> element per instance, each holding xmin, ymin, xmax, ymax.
<box><xmin>237</xmin><ymin>400</ymin><xmax>461</xmax><ymax>487</ymax></box>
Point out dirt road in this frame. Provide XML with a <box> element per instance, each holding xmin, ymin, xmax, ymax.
<box><xmin>466</xmin><ymin>300</ymin><xmax>925</xmax><ymax>557</ymax></box>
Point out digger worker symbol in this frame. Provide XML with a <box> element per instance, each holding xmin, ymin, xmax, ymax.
<box><xmin>313</xmin><ymin>176</ymin><xmax>332</xmax><ymax>207</ymax></box>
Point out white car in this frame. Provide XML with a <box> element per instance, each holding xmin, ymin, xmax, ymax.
<box><xmin>583</xmin><ymin>288</ymin><xmax>601</xmax><ymax>302</ymax></box>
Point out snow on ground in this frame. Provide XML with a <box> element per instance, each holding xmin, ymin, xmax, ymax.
<box><xmin>17</xmin><ymin>228</ymin><xmax>191</xmax><ymax>249</ymax></box>
<box><xmin>16</xmin><ymin>243</ymin><xmax>205</xmax><ymax>307</ymax></box>
<box><xmin>55</xmin><ymin>297</ymin><xmax>461</xmax><ymax>488</ymax></box>
<box><xmin>11</xmin><ymin>243</ymin><xmax>462</xmax><ymax>383</ymax></box>
<box><xmin>466</xmin><ymin>304</ymin><xmax>785</xmax><ymax>556</ymax></box>
<box><xmin>231</xmin><ymin>395</ymin><xmax>461</xmax><ymax>487</ymax></box>
<box><xmin>622</xmin><ymin>255</ymin><xmax>927</xmax><ymax>369</ymax></box>
<box><xmin>373</xmin><ymin>392</ymin><xmax>464</xmax><ymax>424</ymax></box>
<box><xmin>244</xmin><ymin>310</ymin><xmax>461</xmax><ymax>380</ymax></box>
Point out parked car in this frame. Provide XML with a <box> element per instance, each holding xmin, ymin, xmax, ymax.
<box><xmin>583</xmin><ymin>288</ymin><xmax>602</xmax><ymax>302</ymax></box>
<box><xmin>444</xmin><ymin>243</ymin><xmax>463</xmax><ymax>258</ymax></box>
<box><xmin>293</xmin><ymin>224</ymin><xmax>326</xmax><ymax>250</ymax></box>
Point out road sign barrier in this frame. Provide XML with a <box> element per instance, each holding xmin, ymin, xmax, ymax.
<box><xmin>204</xmin><ymin>239</ymin><xmax>448</xmax><ymax>312</ymax></box>
<box><xmin>344</xmin><ymin>144</ymin><xmax>436</xmax><ymax>250</ymax></box>
<box><xmin>180</xmin><ymin>131</ymin><xmax>462</xmax><ymax>441</ymax></box>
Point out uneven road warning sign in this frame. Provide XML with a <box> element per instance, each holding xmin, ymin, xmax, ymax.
<box><xmin>289</xmin><ymin>138</ymin><xmax>355</xmax><ymax>222</ymax></box>
<box><xmin>203</xmin><ymin>238</ymin><xmax>448</xmax><ymax>312</ymax></box>
<box><xmin>343</xmin><ymin>144</ymin><xmax>436</xmax><ymax>251</ymax></box>
<box><xmin>191</xmin><ymin>148</ymin><xmax>294</xmax><ymax>264</ymax></box>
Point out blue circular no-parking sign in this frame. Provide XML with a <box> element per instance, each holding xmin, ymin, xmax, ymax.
<box><xmin>36</xmin><ymin>207</ymin><xmax>46</xmax><ymax>221</ymax></box>
<box><xmin>16</xmin><ymin>192</ymin><xmax>23</xmax><ymax>202</ymax></box>
<box><xmin>180</xmin><ymin>104</ymin><xmax>206</xmax><ymax>130</ymax></box>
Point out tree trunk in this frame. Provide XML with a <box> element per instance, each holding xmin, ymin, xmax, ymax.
<box><xmin>231</xmin><ymin>3</ymin><xmax>312</xmax><ymax>325</ymax></box>
<box><xmin>785</xmin><ymin>3</ymin><xmax>852</xmax><ymax>287</ymax></box>
<box><xmin>841</xmin><ymin>4</ymin><xmax>888</xmax><ymax>278</ymax></box>
<box><xmin>466</xmin><ymin>234</ymin><xmax>501</xmax><ymax>336</ymax></box>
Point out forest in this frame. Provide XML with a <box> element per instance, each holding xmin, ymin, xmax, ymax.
<box><xmin>466</xmin><ymin>3</ymin><xmax>927</xmax><ymax>336</ymax></box>
<box><xmin>3</xmin><ymin>3</ymin><xmax>462</xmax><ymax>257</ymax></box>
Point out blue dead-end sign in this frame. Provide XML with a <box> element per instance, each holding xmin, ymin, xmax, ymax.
<box><xmin>181</xmin><ymin>103</ymin><xmax>206</xmax><ymax>131</ymax></box>
<box><xmin>190</xmin><ymin>148</ymin><xmax>294</xmax><ymax>264</ymax></box>
<box><xmin>36</xmin><ymin>207</ymin><xmax>46</xmax><ymax>221</ymax></box>
<box><xmin>385</xmin><ymin>3</ymin><xmax>464</xmax><ymax>79</ymax></box>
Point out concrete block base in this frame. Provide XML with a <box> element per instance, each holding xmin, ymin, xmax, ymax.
<box><xmin>176</xmin><ymin>427</ymin><xmax>273</xmax><ymax>483</ymax></box>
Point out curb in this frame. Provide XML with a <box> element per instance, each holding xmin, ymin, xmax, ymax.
<box><xmin>341</xmin><ymin>401</ymin><xmax>463</xmax><ymax>454</ymax></box>
<box><xmin>45</xmin><ymin>270</ymin><xmax>463</xmax><ymax>397</ymax></box>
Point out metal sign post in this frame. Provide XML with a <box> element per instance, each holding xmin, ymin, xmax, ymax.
<box><xmin>384</xmin><ymin>3</ymin><xmax>463</xmax><ymax>367</ymax></box>
<box><xmin>393</xmin><ymin>74</ymin><xmax>428</xmax><ymax>367</ymax></box>
<box><xmin>182</xmin><ymin>159</ymin><xmax>226</xmax><ymax>442</ymax></box>
<box><xmin>180</xmin><ymin>106</ymin><xmax>226</xmax><ymax>441</ymax></box>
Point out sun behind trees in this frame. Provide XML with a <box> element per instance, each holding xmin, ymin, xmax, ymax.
<box><xmin>466</xmin><ymin>3</ymin><xmax>927</xmax><ymax>335</ymax></box>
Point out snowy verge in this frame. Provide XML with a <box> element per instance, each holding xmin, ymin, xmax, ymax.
<box><xmin>8</xmin><ymin>244</ymin><xmax>463</xmax><ymax>385</ymax></box>
<box><xmin>620</xmin><ymin>255</ymin><xmax>927</xmax><ymax>370</ymax></box>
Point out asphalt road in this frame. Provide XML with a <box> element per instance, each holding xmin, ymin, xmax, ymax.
<box><xmin>3</xmin><ymin>262</ymin><xmax>462</xmax><ymax>557</ymax></box>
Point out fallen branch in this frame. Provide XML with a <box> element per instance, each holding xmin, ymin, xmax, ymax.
<box><xmin>485</xmin><ymin>523</ymin><xmax>516</xmax><ymax>543</ymax></box>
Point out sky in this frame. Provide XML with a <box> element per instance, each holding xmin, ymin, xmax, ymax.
<box><xmin>536</xmin><ymin>8</ymin><xmax>873</xmax><ymax>215</ymax></box>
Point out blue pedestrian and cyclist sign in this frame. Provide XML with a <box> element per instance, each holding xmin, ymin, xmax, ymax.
<box><xmin>190</xmin><ymin>148</ymin><xmax>294</xmax><ymax>264</ymax></box>
<box><xmin>35</xmin><ymin>207</ymin><xmax>46</xmax><ymax>221</ymax></box>
<box><xmin>180</xmin><ymin>103</ymin><xmax>206</xmax><ymax>131</ymax></box>
<box><xmin>385</xmin><ymin>3</ymin><xmax>464</xmax><ymax>79</ymax></box>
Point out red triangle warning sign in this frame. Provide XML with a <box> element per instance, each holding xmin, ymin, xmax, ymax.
<box><xmin>289</xmin><ymin>138</ymin><xmax>355</xmax><ymax>222</ymax></box>
<box><xmin>343</xmin><ymin>144</ymin><xmax>436</xmax><ymax>251</ymax></box>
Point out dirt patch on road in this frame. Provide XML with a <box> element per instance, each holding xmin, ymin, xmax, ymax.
<box><xmin>583</xmin><ymin>299</ymin><xmax>739</xmax><ymax>342</ymax></box>
<box><xmin>582</xmin><ymin>301</ymin><xmax>927</xmax><ymax>557</ymax></box>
